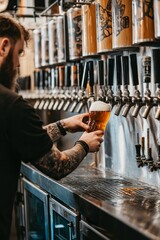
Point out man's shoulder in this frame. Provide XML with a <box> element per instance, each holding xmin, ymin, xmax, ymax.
<box><xmin>0</xmin><ymin>84</ymin><xmax>20</xmax><ymax>99</ymax></box>
<box><xmin>0</xmin><ymin>84</ymin><xmax>23</xmax><ymax>112</ymax></box>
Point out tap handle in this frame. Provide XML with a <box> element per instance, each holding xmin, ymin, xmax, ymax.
<box><xmin>65</xmin><ymin>65</ymin><xmax>71</xmax><ymax>87</ymax></box>
<box><xmin>130</xmin><ymin>54</ymin><xmax>139</xmax><ymax>86</ymax></box>
<box><xmin>88</xmin><ymin>61</ymin><xmax>94</xmax><ymax>88</ymax></box>
<box><xmin>55</xmin><ymin>67</ymin><xmax>59</xmax><ymax>88</ymax></box>
<box><xmin>43</xmin><ymin>69</ymin><xmax>49</xmax><ymax>89</ymax></box>
<box><xmin>107</xmin><ymin>58</ymin><xmax>114</xmax><ymax>86</ymax></box>
<box><xmin>158</xmin><ymin>145</ymin><xmax>160</xmax><ymax>159</ymax></box>
<box><xmin>77</xmin><ymin>62</ymin><xmax>83</xmax><ymax>88</ymax></box>
<box><xmin>98</xmin><ymin>60</ymin><xmax>104</xmax><ymax>86</ymax></box>
<box><xmin>59</xmin><ymin>66</ymin><xmax>65</xmax><ymax>88</ymax></box>
<box><xmin>142</xmin><ymin>56</ymin><xmax>151</xmax><ymax>83</ymax></box>
<box><xmin>71</xmin><ymin>65</ymin><xmax>78</xmax><ymax>87</ymax></box>
<box><xmin>152</xmin><ymin>49</ymin><xmax>160</xmax><ymax>84</ymax></box>
<box><xmin>135</xmin><ymin>144</ymin><xmax>141</xmax><ymax>157</ymax></box>
<box><xmin>39</xmin><ymin>69</ymin><xmax>45</xmax><ymax>89</ymax></box>
<box><xmin>116</xmin><ymin>55</ymin><xmax>122</xmax><ymax>85</ymax></box>
<box><xmin>122</xmin><ymin>56</ymin><xmax>129</xmax><ymax>85</ymax></box>
<box><xmin>34</xmin><ymin>69</ymin><xmax>41</xmax><ymax>89</ymax></box>
<box><xmin>81</xmin><ymin>61</ymin><xmax>89</xmax><ymax>89</ymax></box>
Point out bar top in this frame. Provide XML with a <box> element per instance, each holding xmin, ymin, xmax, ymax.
<box><xmin>21</xmin><ymin>162</ymin><xmax>160</xmax><ymax>240</ymax></box>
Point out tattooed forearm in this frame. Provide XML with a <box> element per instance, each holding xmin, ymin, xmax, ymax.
<box><xmin>32</xmin><ymin>144</ymin><xmax>86</xmax><ymax>180</ymax></box>
<box><xmin>43</xmin><ymin>123</ymin><xmax>62</xmax><ymax>142</ymax></box>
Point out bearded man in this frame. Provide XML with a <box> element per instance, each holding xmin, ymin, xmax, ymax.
<box><xmin>0</xmin><ymin>14</ymin><xmax>103</xmax><ymax>240</ymax></box>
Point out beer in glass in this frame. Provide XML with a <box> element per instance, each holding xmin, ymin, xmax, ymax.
<box><xmin>88</xmin><ymin>101</ymin><xmax>111</xmax><ymax>132</ymax></box>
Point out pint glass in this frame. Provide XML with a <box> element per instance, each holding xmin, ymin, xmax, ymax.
<box><xmin>88</xmin><ymin>101</ymin><xmax>111</xmax><ymax>132</ymax></box>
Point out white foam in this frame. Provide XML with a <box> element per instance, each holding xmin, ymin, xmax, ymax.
<box><xmin>89</xmin><ymin>101</ymin><xmax>111</xmax><ymax>111</ymax></box>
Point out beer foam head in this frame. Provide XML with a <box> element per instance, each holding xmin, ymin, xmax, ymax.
<box><xmin>89</xmin><ymin>101</ymin><xmax>111</xmax><ymax>111</ymax></box>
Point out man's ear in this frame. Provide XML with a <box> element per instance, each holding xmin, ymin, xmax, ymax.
<box><xmin>0</xmin><ymin>38</ymin><xmax>11</xmax><ymax>57</ymax></box>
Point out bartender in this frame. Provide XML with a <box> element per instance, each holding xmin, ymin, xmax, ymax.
<box><xmin>0</xmin><ymin>14</ymin><xmax>103</xmax><ymax>240</ymax></box>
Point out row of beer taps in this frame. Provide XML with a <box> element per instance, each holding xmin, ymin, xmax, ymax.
<box><xmin>21</xmin><ymin>49</ymin><xmax>160</xmax><ymax>120</ymax></box>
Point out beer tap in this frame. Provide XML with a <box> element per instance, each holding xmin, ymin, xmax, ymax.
<box><xmin>142</xmin><ymin>56</ymin><xmax>155</xmax><ymax>119</ymax></box>
<box><xmin>135</xmin><ymin>132</ymin><xmax>148</xmax><ymax>168</ymax></box>
<box><xmin>70</xmin><ymin>63</ymin><xmax>83</xmax><ymax>112</ymax></box>
<box><xmin>152</xmin><ymin>126</ymin><xmax>160</xmax><ymax>171</ymax></box>
<box><xmin>97</xmin><ymin>60</ymin><xmax>105</xmax><ymax>102</ymax></box>
<box><xmin>141</xmin><ymin>136</ymin><xmax>147</xmax><ymax>166</ymax></box>
<box><xmin>43</xmin><ymin>68</ymin><xmax>53</xmax><ymax>110</ymax></box>
<box><xmin>155</xmin><ymin>92</ymin><xmax>160</xmax><ymax>120</ymax></box>
<box><xmin>152</xmin><ymin>49</ymin><xmax>160</xmax><ymax>120</ymax></box>
<box><xmin>135</xmin><ymin>133</ymin><xmax>142</xmax><ymax>166</ymax></box>
<box><xmin>121</xmin><ymin>55</ymin><xmax>134</xmax><ymax>117</ymax></box>
<box><xmin>52</xmin><ymin>67</ymin><xmax>60</xmax><ymax>111</ymax></box>
<box><xmin>155</xmin><ymin>145</ymin><xmax>160</xmax><ymax>170</ymax></box>
<box><xmin>37</xmin><ymin>69</ymin><xmax>48</xmax><ymax>110</ymax></box>
<box><xmin>145</xmin><ymin>128</ymin><xmax>154</xmax><ymax>170</ymax></box>
<box><xmin>147</xmin><ymin>148</ymin><xmax>154</xmax><ymax>171</ymax></box>
<box><xmin>106</xmin><ymin>58</ymin><xmax>115</xmax><ymax>107</ymax></box>
<box><xmin>57</xmin><ymin>66</ymin><xmax>66</xmax><ymax>111</ymax></box>
<box><xmin>33</xmin><ymin>69</ymin><xmax>43</xmax><ymax>109</ymax></box>
<box><xmin>38</xmin><ymin>68</ymin><xmax>52</xmax><ymax>110</ymax></box>
<box><xmin>63</xmin><ymin>65</ymin><xmax>72</xmax><ymax>111</ymax></box>
<box><xmin>76</xmin><ymin>61</ymin><xmax>89</xmax><ymax>113</ymax></box>
<box><xmin>33</xmin><ymin>69</ymin><xmax>41</xmax><ymax>109</ymax></box>
<box><xmin>48</xmin><ymin>68</ymin><xmax>58</xmax><ymax>110</ymax></box>
<box><xmin>87</xmin><ymin>61</ymin><xmax>95</xmax><ymax>108</ymax></box>
<box><xmin>114</xmin><ymin>55</ymin><xmax>125</xmax><ymax>116</ymax></box>
<box><xmin>57</xmin><ymin>66</ymin><xmax>68</xmax><ymax>111</ymax></box>
<box><xmin>131</xmin><ymin>54</ymin><xmax>144</xmax><ymax>118</ymax></box>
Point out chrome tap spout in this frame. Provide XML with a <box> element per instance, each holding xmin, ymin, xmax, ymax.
<box><xmin>106</xmin><ymin>87</ymin><xmax>116</xmax><ymax>108</ymax></box>
<box><xmin>114</xmin><ymin>87</ymin><xmax>125</xmax><ymax>116</ymax></box>
<box><xmin>121</xmin><ymin>87</ymin><xmax>135</xmax><ymax>117</ymax></box>
<box><xmin>76</xmin><ymin>92</ymin><xmax>88</xmax><ymax>113</ymax></box>
<box><xmin>63</xmin><ymin>90</ymin><xmax>71</xmax><ymax>111</ymax></box>
<box><xmin>132</xmin><ymin>89</ymin><xmax>143</xmax><ymax>118</ymax></box>
<box><xmin>142</xmin><ymin>89</ymin><xmax>156</xmax><ymax>119</ymax></box>
<box><xmin>155</xmin><ymin>104</ymin><xmax>160</xmax><ymax>120</ymax></box>
<box><xmin>154</xmin><ymin>87</ymin><xmax>160</xmax><ymax>120</ymax></box>
<box><xmin>69</xmin><ymin>88</ymin><xmax>79</xmax><ymax>112</ymax></box>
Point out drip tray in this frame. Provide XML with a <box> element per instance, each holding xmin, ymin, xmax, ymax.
<box><xmin>63</xmin><ymin>176</ymin><xmax>160</xmax><ymax>206</ymax></box>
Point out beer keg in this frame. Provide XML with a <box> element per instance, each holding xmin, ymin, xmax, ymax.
<box><xmin>33</xmin><ymin>28</ymin><xmax>41</xmax><ymax>68</ymax></box>
<box><xmin>41</xmin><ymin>23</ymin><xmax>49</xmax><ymax>67</ymax></box>
<box><xmin>48</xmin><ymin>17</ymin><xmax>58</xmax><ymax>65</ymax></box>
<box><xmin>154</xmin><ymin>0</ymin><xmax>160</xmax><ymax>39</ymax></box>
<box><xmin>112</xmin><ymin>0</ymin><xmax>132</xmax><ymax>49</ymax></box>
<box><xmin>96</xmin><ymin>0</ymin><xmax>112</xmax><ymax>53</ymax></box>
<box><xmin>132</xmin><ymin>0</ymin><xmax>155</xmax><ymax>44</ymax></box>
<box><xmin>56</xmin><ymin>14</ymin><xmax>67</xmax><ymax>64</ymax></box>
<box><xmin>82</xmin><ymin>2</ymin><xmax>97</xmax><ymax>57</ymax></box>
<box><xmin>67</xmin><ymin>6</ymin><xmax>82</xmax><ymax>61</ymax></box>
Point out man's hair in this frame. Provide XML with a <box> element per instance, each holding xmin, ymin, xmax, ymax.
<box><xmin>0</xmin><ymin>14</ymin><xmax>30</xmax><ymax>45</ymax></box>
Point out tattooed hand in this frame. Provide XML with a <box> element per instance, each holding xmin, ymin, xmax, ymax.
<box><xmin>61</xmin><ymin>113</ymin><xmax>90</xmax><ymax>133</ymax></box>
<box><xmin>79</xmin><ymin>130</ymin><xmax>104</xmax><ymax>152</ymax></box>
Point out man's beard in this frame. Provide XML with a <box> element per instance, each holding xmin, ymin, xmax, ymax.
<box><xmin>0</xmin><ymin>48</ymin><xmax>18</xmax><ymax>91</ymax></box>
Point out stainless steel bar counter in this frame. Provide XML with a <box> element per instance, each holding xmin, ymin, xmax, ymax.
<box><xmin>21</xmin><ymin>161</ymin><xmax>160</xmax><ymax>240</ymax></box>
